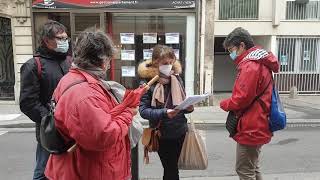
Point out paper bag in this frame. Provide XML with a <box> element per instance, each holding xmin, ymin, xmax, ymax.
<box><xmin>178</xmin><ymin>122</ymin><xmax>208</xmax><ymax>170</ymax></box>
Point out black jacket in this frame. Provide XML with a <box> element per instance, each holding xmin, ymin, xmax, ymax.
<box><xmin>19</xmin><ymin>47</ymin><xmax>70</xmax><ymax>141</ymax></box>
<box><xmin>138</xmin><ymin>59</ymin><xmax>191</xmax><ymax>139</ymax></box>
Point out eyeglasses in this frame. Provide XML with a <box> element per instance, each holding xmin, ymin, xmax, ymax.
<box><xmin>55</xmin><ymin>36</ymin><xmax>70</xmax><ymax>42</ymax></box>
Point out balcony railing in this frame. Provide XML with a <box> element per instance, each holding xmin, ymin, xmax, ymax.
<box><xmin>219</xmin><ymin>0</ymin><xmax>259</xmax><ymax>20</ymax></box>
<box><xmin>286</xmin><ymin>0</ymin><xmax>320</xmax><ymax>20</ymax></box>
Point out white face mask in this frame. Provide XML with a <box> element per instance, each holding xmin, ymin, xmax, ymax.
<box><xmin>54</xmin><ymin>40</ymin><xmax>69</xmax><ymax>53</ymax></box>
<box><xmin>159</xmin><ymin>64</ymin><xmax>173</xmax><ymax>76</ymax></box>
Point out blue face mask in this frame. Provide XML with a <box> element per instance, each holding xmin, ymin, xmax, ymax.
<box><xmin>54</xmin><ymin>40</ymin><xmax>69</xmax><ymax>53</ymax></box>
<box><xmin>229</xmin><ymin>50</ymin><xmax>238</xmax><ymax>60</ymax></box>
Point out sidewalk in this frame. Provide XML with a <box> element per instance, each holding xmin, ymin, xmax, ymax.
<box><xmin>180</xmin><ymin>172</ymin><xmax>320</xmax><ymax>180</ymax></box>
<box><xmin>0</xmin><ymin>95</ymin><xmax>320</xmax><ymax>128</ymax></box>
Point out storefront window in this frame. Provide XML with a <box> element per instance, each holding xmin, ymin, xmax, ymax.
<box><xmin>33</xmin><ymin>12</ymin><xmax>194</xmax><ymax>91</ymax></box>
<box><xmin>110</xmin><ymin>14</ymin><xmax>187</xmax><ymax>89</ymax></box>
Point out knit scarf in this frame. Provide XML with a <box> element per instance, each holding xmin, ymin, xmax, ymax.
<box><xmin>151</xmin><ymin>74</ymin><xmax>186</xmax><ymax>107</ymax></box>
<box><xmin>71</xmin><ymin>63</ymin><xmax>125</xmax><ymax>104</ymax></box>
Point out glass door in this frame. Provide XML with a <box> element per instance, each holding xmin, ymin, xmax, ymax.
<box><xmin>71</xmin><ymin>13</ymin><xmax>106</xmax><ymax>41</ymax></box>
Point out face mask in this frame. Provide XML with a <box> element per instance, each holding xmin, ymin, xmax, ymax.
<box><xmin>159</xmin><ymin>64</ymin><xmax>173</xmax><ymax>76</ymax></box>
<box><xmin>229</xmin><ymin>50</ymin><xmax>238</xmax><ymax>60</ymax></box>
<box><xmin>54</xmin><ymin>40</ymin><xmax>69</xmax><ymax>53</ymax></box>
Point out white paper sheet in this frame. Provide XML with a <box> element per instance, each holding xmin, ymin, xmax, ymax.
<box><xmin>120</xmin><ymin>33</ymin><xmax>135</xmax><ymax>44</ymax></box>
<box><xmin>165</xmin><ymin>33</ymin><xmax>179</xmax><ymax>44</ymax></box>
<box><xmin>143</xmin><ymin>49</ymin><xmax>153</xmax><ymax>60</ymax></box>
<box><xmin>143</xmin><ymin>33</ymin><xmax>157</xmax><ymax>44</ymax></box>
<box><xmin>174</xmin><ymin>94</ymin><xmax>211</xmax><ymax>110</ymax></box>
<box><xmin>121</xmin><ymin>66</ymin><xmax>136</xmax><ymax>77</ymax></box>
<box><xmin>121</xmin><ymin>50</ymin><xmax>135</xmax><ymax>61</ymax></box>
<box><xmin>173</xmin><ymin>49</ymin><xmax>180</xmax><ymax>59</ymax></box>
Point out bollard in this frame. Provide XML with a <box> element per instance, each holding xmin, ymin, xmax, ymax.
<box><xmin>131</xmin><ymin>144</ymin><xmax>139</xmax><ymax>180</ymax></box>
<box><xmin>289</xmin><ymin>86</ymin><xmax>298</xmax><ymax>99</ymax></box>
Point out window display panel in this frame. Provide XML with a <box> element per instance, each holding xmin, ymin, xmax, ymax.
<box><xmin>110</xmin><ymin>14</ymin><xmax>187</xmax><ymax>89</ymax></box>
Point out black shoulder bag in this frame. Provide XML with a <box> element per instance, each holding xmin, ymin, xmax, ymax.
<box><xmin>226</xmin><ymin>79</ymin><xmax>272</xmax><ymax>137</ymax></box>
<box><xmin>40</xmin><ymin>80</ymin><xmax>85</xmax><ymax>154</ymax></box>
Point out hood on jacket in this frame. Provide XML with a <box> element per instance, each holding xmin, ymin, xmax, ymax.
<box><xmin>138</xmin><ymin>59</ymin><xmax>182</xmax><ymax>79</ymax></box>
<box><xmin>236</xmin><ymin>46</ymin><xmax>280</xmax><ymax>73</ymax></box>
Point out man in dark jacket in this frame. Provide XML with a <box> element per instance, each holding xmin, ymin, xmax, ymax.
<box><xmin>19</xmin><ymin>20</ymin><xmax>70</xmax><ymax>180</ymax></box>
<box><xmin>220</xmin><ymin>27</ymin><xmax>280</xmax><ymax>180</ymax></box>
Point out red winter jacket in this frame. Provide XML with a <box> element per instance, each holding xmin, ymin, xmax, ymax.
<box><xmin>45</xmin><ymin>69</ymin><xmax>135</xmax><ymax>180</ymax></box>
<box><xmin>220</xmin><ymin>46</ymin><xmax>280</xmax><ymax>146</ymax></box>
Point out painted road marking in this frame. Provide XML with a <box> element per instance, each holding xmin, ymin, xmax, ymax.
<box><xmin>0</xmin><ymin>131</ymin><xmax>8</xmax><ymax>136</ymax></box>
<box><xmin>0</xmin><ymin>114</ymin><xmax>21</xmax><ymax>121</ymax></box>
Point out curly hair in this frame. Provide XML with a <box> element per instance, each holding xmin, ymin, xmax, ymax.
<box><xmin>223</xmin><ymin>27</ymin><xmax>255</xmax><ymax>50</ymax></box>
<box><xmin>73</xmin><ymin>28</ymin><xmax>115</xmax><ymax>69</ymax></box>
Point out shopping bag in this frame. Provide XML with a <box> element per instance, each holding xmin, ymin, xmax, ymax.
<box><xmin>129</xmin><ymin>118</ymin><xmax>143</xmax><ymax>149</ymax></box>
<box><xmin>178</xmin><ymin>117</ymin><xmax>208</xmax><ymax>170</ymax></box>
<box><xmin>269</xmin><ymin>84</ymin><xmax>286</xmax><ymax>132</ymax></box>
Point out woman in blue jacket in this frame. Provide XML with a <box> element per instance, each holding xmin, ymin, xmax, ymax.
<box><xmin>138</xmin><ymin>45</ymin><xmax>193</xmax><ymax>180</ymax></box>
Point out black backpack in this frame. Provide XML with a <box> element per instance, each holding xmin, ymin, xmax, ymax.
<box><xmin>39</xmin><ymin>79</ymin><xmax>85</xmax><ymax>154</ymax></box>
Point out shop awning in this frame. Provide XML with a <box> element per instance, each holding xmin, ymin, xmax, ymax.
<box><xmin>32</xmin><ymin>0</ymin><xmax>196</xmax><ymax>9</ymax></box>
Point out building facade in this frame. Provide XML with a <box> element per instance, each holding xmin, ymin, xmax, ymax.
<box><xmin>0</xmin><ymin>0</ymin><xmax>32</xmax><ymax>102</ymax></box>
<box><xmin>0</xmin><ymin>0</ymin><xmax>199</xmax><ymax>103</ymax></box>
<box><xmin>209</xmin><ymin>0</ymin><xmax>320</xmax><ymax>94</ymax></box>
<box><xmin>1</xmin><ymin>0</ymin><xmax>320</xmax><ymax>104</ymax></box>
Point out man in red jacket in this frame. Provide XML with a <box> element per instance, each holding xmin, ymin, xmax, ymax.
<box><xmin>220</xmin><ymin>27</ymin><xmax>280</xmax><ymax>180</ymax></box>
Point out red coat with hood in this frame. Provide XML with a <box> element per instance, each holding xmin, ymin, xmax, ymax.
<box><xmin>220</xmin><ymin>46</ymin><xmax>280</xmax><ymax>146</ymax></box>
<box><xmin>45</xmin><ymin>69</ymin><xmax>134</xmax><ymax>180</ymax></box>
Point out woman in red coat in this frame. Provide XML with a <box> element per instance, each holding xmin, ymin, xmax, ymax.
<box><xmin>45</xmin><ymin>29</ymin><xmax>143</xmax><ymax>180</ymax></box>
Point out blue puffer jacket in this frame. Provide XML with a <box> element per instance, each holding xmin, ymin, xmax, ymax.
<box><xmin>138</xmin><ymin>59</ymin><xmax>192</xmax><ymax>139</ymax></box>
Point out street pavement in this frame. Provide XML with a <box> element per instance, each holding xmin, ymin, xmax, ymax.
<box><xmin>0</xmin><ymin>95</ymin><xmax>319</xmax><ymax>179</ymax></box>
<box><xmin>1</xmin><ymin>95</ymin><xmax>320</xmax><ymax>128</ymax></box>
<box><xmin>1</xmin><ymin>127</ymin><xmax>320</xmax><ymax>180</ymax></box>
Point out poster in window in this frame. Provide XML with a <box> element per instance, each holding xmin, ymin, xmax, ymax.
<box><xmin>143</xmin><ymin>49</ymin><xmax>153</xmax><ymax>60</ymax></box>
<box><xmin>121</xmin><ymin>50</ymin><xmax>135</xmax><ymax>61</ymax></box>
<box><xmin>173</xmin><ymin>49</ymin><xmax>180</xmax><ymax>59</ymax></box>
<box><xmin>303</xmin><ymin>50</ymin><xmax>310</xmax><ymax>61</ymax></box>
<box><xmin>121</xmin><ymin>66</ymin><xmax>136</xmax><ymax>77</ymax></box>
<box><xmin>120</xmin><ymin>33</ymin><xmax>135</xmax><ymax>44</ymax></box>
<box><xmin>143</xmin><ymin>33</ymin><xmax>157</xmax><ymax>44</ymax></box>
<box><xmin>280</xmin><ymin>55</ymin><xmax>288</xmax><ymax>65</ymax></box>
<box><xmin>165</xmin><ymin>33</ymin><xmax>179</xmax><ymax>44</ymax></box>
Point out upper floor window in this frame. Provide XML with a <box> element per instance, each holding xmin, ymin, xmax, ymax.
<box><xmin>286</xmin><ymin>0</ymin><xmax>320</xmax><ymax>20</ymax></box>
<box><xmin>219</xmin><ymin>0</ymin><xmax>259</xmax><ymax>20</ymax></box>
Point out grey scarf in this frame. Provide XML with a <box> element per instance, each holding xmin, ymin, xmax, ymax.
<box><xmin>72</xmin><ymin>63</ymin><xmax>126</xmax><ymax>103</ymax></box>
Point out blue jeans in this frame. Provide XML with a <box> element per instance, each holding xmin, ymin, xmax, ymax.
<box><xmin>33</xmin><ymin>143</ymin><xmax>50</xmax><ymax>180</ymax></box>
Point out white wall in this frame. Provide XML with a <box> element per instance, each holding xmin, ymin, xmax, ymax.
<box><xmin>214</xmin><ymin>0</ymin><xmax>320</xmax><ymax>36</ymax></box>
<box><xmin>185</xmin><ymin>15</ymin><xmax>196</xmax><ymax>96</ymax></box>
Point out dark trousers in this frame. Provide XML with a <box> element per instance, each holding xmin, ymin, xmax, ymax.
<box><xmin>33</xmin><ymin>143</ymin><xmax>50</xmax><ymax>180</ymax></box>
<box><xmin>157</xmin><ymin>135</ymin><xmax>185</xmax><ymax>180</ymax></box>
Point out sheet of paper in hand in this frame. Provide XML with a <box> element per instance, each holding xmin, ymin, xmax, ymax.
<box><xmin>174</xmin><ymin>93</ymin><xmax>211</xmax><ymax>110</ymax></box>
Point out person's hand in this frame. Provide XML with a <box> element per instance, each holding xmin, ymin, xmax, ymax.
<box><xmin>140</xmin><ymin>83</ymin><xmax>150</xmax><ymax>93</ymax></box>
<box><xmin>130</xmin><ymin>107</ymin><xmax>138</xmax><ymax>116</ymax></box>
<box><xmin>186</xmin><ymin>105</ymin><xmax>194</xmax><ymax>112</ymax></box>
<box><xmin>167</xmin><ymin>109</ymin><xmax>180</xmax><ymax>119</ymax></box>
<box><xmin>220</xmin><ymin>100</ymin><xmax>228</xmax><ymax>112</ymax></box>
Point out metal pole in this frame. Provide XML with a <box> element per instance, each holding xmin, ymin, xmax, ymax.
<box><xmin>131</xmin><ymin>144</ymin><xmax>139</xmax><ymax>180</ymax></box>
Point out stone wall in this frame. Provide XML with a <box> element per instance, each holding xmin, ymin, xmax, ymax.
<box><xmin>0</xmin><ymin>0</ymin><xmax>33</xmax><ymax>103</ymax></box>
